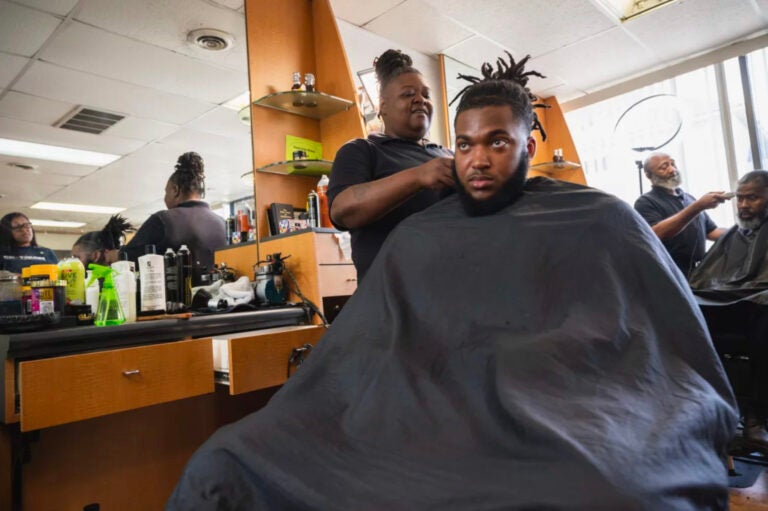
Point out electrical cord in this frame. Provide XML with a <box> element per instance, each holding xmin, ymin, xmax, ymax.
<box><xmin>283</xmin><ymin>265</ymin><xmax>330</xmax><ymax>327</ymax></box>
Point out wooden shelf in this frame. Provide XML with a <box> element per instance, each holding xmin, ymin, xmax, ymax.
<box><xmin>255</xmin><ymin>159</ymin><xmax>333</xmax><ymax>177</ymax></box>
<box><xmin>252</xmin><ymin>91</ymin><xmax>353</xmax><ymax>120</ymax></box>
<box><xmin>530</xmin><ymin>160</ymin><xmax>581</xmax><ymax>173</ymax></box>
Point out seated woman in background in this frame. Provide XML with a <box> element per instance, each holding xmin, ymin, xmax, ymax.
<box><xmin>0</xmin><ymin>212</ymin><xmax>57</xmax><ymax>273</ymax></box>
<box><xmin>119</xmin><ymin>151</ymin><xmax>227</xmax><ymax>270</ymax></box>
<box><xmin>71</xmin><ymin>214</ymin><xmax>133</xmax><ymax>268</ymax></box>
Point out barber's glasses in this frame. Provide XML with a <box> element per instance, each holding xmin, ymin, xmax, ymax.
<box><xmin>11</xmin><ymin>222</ymin><xmax>33</xmax><ymax>231</ymax></box>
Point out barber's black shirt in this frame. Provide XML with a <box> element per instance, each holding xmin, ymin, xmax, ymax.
<box><xmin>121</xmin><ymin>200</ymin><xmax>227</xmax><ymax>269</ymax></box>
<box><xmin>328</xmin><ymin>133</ymin><xmax>453</xmax><ymax>281</ymax></box>
<box><xmin>634</xmin><ymin>186</ymin><xmax>716</xmax><ymax>276</ymax></box>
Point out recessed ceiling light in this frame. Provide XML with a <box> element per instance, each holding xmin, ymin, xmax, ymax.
<box><xmin>29</xmin><ymin>219</ymin><xmax>86</xmax><ymax>228</ymax></box>
<box><xmin>595</xmin><ymin>0</ymin><xmax>678</xmax><ymax>21</ymax></box>
<box><xmin>187</xmin><ymin>28</ymin><xmax>235</xmax><ymax>51</ymax></box>
<box><xmin>0</xmin><ymin>138</ymin><xmax>120</xmax><ymax>166</ymax></box>
<box><xmin>31</xmin><ymin>202</ymin><xmax>125</xmax><ymax>214</ymax></box>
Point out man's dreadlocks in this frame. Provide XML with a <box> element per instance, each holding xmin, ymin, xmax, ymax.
<box><xmin>450</xmin><ymin>52</ymin><xmax>549</xmax><ymax>140</ymax></box>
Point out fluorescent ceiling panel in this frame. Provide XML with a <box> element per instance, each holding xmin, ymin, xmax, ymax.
<box><xmin>29</xmin><ymin>218</ymin><xmax>86</xmax><ymax>228</ymax></box>
<box><xmin>0</xmin><ymin>138</ymin><xmax>120</xmax><ymax>166</ymax></box>
<box><xmin>31</xmin><ymin>202</ymin><xmax>125</xmax><ymax>214</ymax></box>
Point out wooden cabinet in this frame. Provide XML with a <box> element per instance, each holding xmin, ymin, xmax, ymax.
<box><xmin>18</xmin><ymin>338</ymin><xmax>213</xmax><ymax>431</ymax></box>
<box><xmin>213</xmin><ymin>325</ymin><xmax>325</xmax><ymax>394</ymax></box>
<box><xmin>260</xmin><ymin>231</ymin><xmax>356</xmax><ymax>322</ymax></box>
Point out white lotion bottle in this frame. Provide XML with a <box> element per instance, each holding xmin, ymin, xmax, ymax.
<box><xmin>111</xmin><ymin>260</ymin><xmax>137</xmax><ymax>323</ymax></box>
<box><xmin>138</xmin><ymin>245</ymin><xmax>166</xmax><ymax>315</ymax></box>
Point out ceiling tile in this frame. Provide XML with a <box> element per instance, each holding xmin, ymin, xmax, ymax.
<box><xmin>623</xmin><ymin>0</ymin><xmax>768</xmax><ymax>63</ymax></box>
<box><xmin>0</xmin><ymin>172</ymin><xmax>68</xmax><ymax>202</ymax></box>
<box><xmin>40</xmin><ymin>21</ymin><xmax>248</xmax><ymax>104</ymax></box>
<box><xmin>443</xmin><ymin>36</ymin><xmax>510</xmax><ymax>72</ymax></box>
<box><xmin>0</xmin><ymin>159</ymin><xmax>80</xmax><ymax>186</ymax></box>
<box><xmin>208</xmin><ymin>0</ymin><xmax>243</xmax><ymax>10</ymax></box>
<box><xmin>536</xmin><ymin>83</ymin><xmax>587</xmax><ymax>103</ymax></box>
<box><xmin>105</xmin><ymin>116</ymin><xmax>179</xmax><ymax>142</ymax></box>
<box><xmin>0</xmin><ymin>116</ymin><xmax>145</xmax><ymax>155</ymax></box>
<box><xmin>12</xmin><ymin>0</ymin><xmax>79</xmax><ymax>16</ymax></box>
<box><xmin>185</xmin><ymin>106</ymin><xmax>252</xmax><ymax>141</ymax></box>
<box><xmin>0</xmin><ymin>1</ymin><xmax>61</xmax><ymax>57</ymax></box>
<box><xmin>0</xmin><ymin>52</ymin><xmax>29</xmax><ymax>88</ymax></box>
<box><xmin>364</xmin><ymin>0</ymin><xmax>474</xmax><ymax>56</ymax></box>
<box><xmin>424</xmin><ymin>0</ymin><xmax>617</xmax><ymax>58</ymax></box>
<box><xmin>330</xmin><ymin>0</ymin><xmax>403</xmax><ymax>25</ymax></box>
<box><xmin>0</xmin><ymin>90</ymin><xmax>74</xmax><ymax>125</ymax></box>
<box><xmin>532</xmin><ymin>27</ymin><xmax>658</xmax><ymax>92</ymax></box>
<box><xmin>0</xmin><ymin>153</ymin><xmax>97</xmax><ymax>177</ymax></box>
<box><xmin>75</xmin><ymin>0</ymin><xmax>248</xmax><ymax>72</ymax></box>
<box><xmin>14</xmin><ymin>61</ymin><xmax>216</xmax><ymax>125</ymax></box>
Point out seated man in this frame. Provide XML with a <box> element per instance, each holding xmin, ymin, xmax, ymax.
<box><xmin>167</xmin><ymin>54</ymin><xmax>736</xmax><ymax>510</ymax></box>
<box><xmin>690</xmin><ymin>170</ymin><xmax>768</xmax><ymax>450</ymax></box>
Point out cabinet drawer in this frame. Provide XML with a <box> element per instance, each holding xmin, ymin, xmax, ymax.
<box><xmin>216</xmin><ymin>325</ymin><xmax>325</xmax><ymax>395</ymax></box>
<box><xmin>315</xmin><ymin>233</ymin><xmax>352</xmax><ymax>265</ymax></box>
<box><xmin>19</xmin><ymin>338</ymin><xmax>213</xmax><ymax>431</ymax></box>
<box><xmin>318</xmin><ymin>264</ymin><xmax>357</xmax><ymax>297</ymax></box>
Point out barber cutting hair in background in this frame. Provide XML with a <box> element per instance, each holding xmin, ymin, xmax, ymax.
<box><xmin>634</xmin><ymin>152</ymin><xmax>730</xmax><ymax>276</ymax></box>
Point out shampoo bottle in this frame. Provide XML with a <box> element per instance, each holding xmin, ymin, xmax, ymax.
<box><xmin>177</xmin><ymin>245</ymin><xmax>192</xmax><ymax>307</ymax></box>
<box><xmin>317</xmin><ymin>174</ymin><xmax>331</xmax><ymax>228</ymax></box>
<box><xmin>111</xmin><ymin>260</ymin><xmax>137</xmax><ymax>323</ymax></box>
<box><xmin>138</xmin><ymin>245</ymin><xmax>166</xmax><ymax>315</ymax></box>
<box><xmin>87</xmin><ymin>264</ymin><xmax>125</xmax><ymax>326</ymax></box>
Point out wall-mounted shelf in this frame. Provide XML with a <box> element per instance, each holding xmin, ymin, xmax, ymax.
<box><xmin>530</xmin><ymin>161</ymin><xmax>581</xmax><ymax>173</ymax></box>
<box><xmin>255</xmin><ymin>159</ymin><xmax>333</xmax><ymax>177</ymax></box>
<box><xmin>253</xmin><ymin>91</ymin><xmax>353</xmax><ymax>120</ymax></box>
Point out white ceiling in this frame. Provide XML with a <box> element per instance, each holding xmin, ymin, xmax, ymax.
<box><xmin>0</xmin><ymin>0</ymin><xmax>767</xmax><ymax>240</ymax></box>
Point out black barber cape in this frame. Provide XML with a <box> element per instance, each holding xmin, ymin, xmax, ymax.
<box><xmin>690</xmin><ymin>223</ymin><xmax>768</xmax><ymax>305</ymax></box>
<box><xmin>168</xmin><ymin>178</ymin><xmax>736</xmax><ymax>511</ymax></box>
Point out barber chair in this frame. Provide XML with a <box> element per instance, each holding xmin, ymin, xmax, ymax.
<box><xmin>703</xmin><ymin>307</ymin><xmax>768</xmax><ymax>459</ymax></box>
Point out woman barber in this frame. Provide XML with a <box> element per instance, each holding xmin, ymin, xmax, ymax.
<box><xmin>328</xmin><ymin>49</ymin><xmax>454</xmax><ymax>282</ymax></box>
<box><xmin>0</xmin><ymin>212</ymin><xmax>58</xmax><ymax>273</ymax></box>
<box><xmin>120</xmin><ymin>152</ymin><xmax>227</xmax><ymax>270</ymax></box>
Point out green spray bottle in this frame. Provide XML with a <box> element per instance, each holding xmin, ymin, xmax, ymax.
<box><xmin>87</xmin><ymin>264</ymin><xmax>125</xmax><ymax>326</ymax></box>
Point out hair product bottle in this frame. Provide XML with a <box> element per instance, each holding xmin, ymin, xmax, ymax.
<box><xmin>177</xmin><ymin>245</ymin><xmax>192</xmax><ymax>307</ymax></box>
<box><xmin>111</xmin><ymin>260</ymin><xmax>137</xmax><ymax>323</ymax></box>
<box><xmin>164</xmin><ymin>247</ymin><xmax>178</xmax><ymax>307</ymax></box>
<box><xmin>138</xmin><ymin>245</ymin><xmax>166</xmax><ymax>315</ymax></box>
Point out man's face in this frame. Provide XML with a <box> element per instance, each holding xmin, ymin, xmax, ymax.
<box><xmin>379</xmin><ymin>72</ymin><xmax>432</xmax><ymax>141</ymax></box>
<box><xmin>453</xmin><ymin>105</ymin><xmax>535</xmax><ymax>214</ymax></box>
<box><xmin>736</xmin><ymin>180</ymin><xmax>768</xmax><ymax>230</ymax></box>
<box><xmin>646</xmin><ymin>154</ymin><xmax>681</xmax><ymax>190</ymax></box>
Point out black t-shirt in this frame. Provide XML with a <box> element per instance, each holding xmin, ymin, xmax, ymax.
<box><xmin>327</xmin><ymin>133</ymin><xmax>453</xmax><ymax>281</ymax></box>
<box><xmin>634</xmin><ymin>186</ymin><xmax>716</xmax><ymax>276</ymax></box>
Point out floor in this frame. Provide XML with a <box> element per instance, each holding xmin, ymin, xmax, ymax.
<box><xmin>732</xmin><ymin>468</ymin><xmax>768</xmax><ymax>510</ymax></box>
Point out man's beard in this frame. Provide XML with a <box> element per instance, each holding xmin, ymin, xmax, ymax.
<box><xmin>738</xmin><ymin>208</ymin><xmax>768</xmax><ymax>231</ymax></box>
<box><xmin>650</xmin><ymin>172</ymin><xmax>682</xmax><ymax>191</ymax></box>
<box><xmin>454</xmin><ymin>152</ymin><xmax>528</xmax><ymax>217</ymax></box>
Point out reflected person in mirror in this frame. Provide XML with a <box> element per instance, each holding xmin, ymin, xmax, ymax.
<box><xmin>71</xmin><ymin>214</ymin><xmax>133</xmax><ymax>268</ymax></box>
<box><xmin>328</xmin><ymin>49</ymin><xmax>454</xmax><ymax>282</ymax></box>
<box><xmin>0</xmin><ymin>212</ymin><xmax>57</xmax><ymax>273</ymax></box>
<box><xmin>633</xmin><ymin>152</ymin><xmax>731</xmax><ymax>276</ymax></box>
<box><xmin>119</xmin><ymin>152</ymin><xmax>227</xmax><ymax>270</ymax></box>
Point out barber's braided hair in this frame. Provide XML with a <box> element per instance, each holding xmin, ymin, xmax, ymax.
<box><xmin>451</xmin><ymin>52</ymin><xmax>549</xmax><ymax>140</ymax></box>
<box><xmin>171</xmin><ymin>152</ymin><xmax>206</xmax><ymax>198</ymax></box>
<box><xmin>373</xmin><ymin>49</ymin><xmax>419</xmax><ymax>95</ymax></box>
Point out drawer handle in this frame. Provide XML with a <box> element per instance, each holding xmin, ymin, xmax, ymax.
<box><xmin>122</xmin><ymin>369</ymin><xmax>141</xmax><ymax>376</ymax></box>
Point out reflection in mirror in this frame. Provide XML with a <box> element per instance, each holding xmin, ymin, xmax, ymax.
<box><xmin>441</xmin><ymin>55</ymin><xmax>479</xmax><ymax>149</ymax></box>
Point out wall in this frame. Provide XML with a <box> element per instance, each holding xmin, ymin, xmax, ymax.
<box><xmin>35</xmin><ymin>232</ymin><xmax>79</xmax><ymax>252</ymax></box>
<box><xmin>335</xmin><ymin>19</ymin><xmax>447</xmax><ymax>146</ymax></box>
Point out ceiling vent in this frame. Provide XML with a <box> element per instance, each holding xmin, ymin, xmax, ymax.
<box><xmin>187</xmin><ymin>28</ymin><xmax>235</xmax><ymax>51</ymax></box>
<box><xmin>55</xmin><ymin>107</ymin><xmax>125</xmax><ymax>135</ymax></box>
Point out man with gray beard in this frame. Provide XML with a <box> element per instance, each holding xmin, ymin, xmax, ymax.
<box><xmin>690</xmin><ymin>170</ymin><xmax>768</xmax><ymax>451</ymax></box>
<box><xmin>634</xmin><ymin>152</ymin><xmax>730</xmax><ymax>276</ymax></box>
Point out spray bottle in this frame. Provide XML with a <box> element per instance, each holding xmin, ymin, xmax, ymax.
<box><xmin>87</xmin><ymin>264</ymin><xmax>125</xmax><ymax>326</ymax></box>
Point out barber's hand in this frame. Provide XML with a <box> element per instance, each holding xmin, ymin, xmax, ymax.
<box><xmin>415</xmin><ymin>157</ymin><xmax>455</xmax><ymax>190</ymax></box>
<box><xmin>695</xmin><ymin>191</ymin><xmax>730</xmax><ymax>210</ymax></box>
